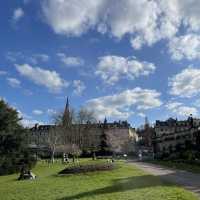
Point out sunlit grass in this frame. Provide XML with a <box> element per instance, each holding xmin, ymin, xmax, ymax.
<box><xmin>0</xmin><ymin>159</ymin><xmax>198</xmax><ymax>200</ymax></box>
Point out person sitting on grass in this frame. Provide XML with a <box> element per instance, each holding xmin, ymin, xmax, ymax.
<box><xmin>18</xmin><ymin>166</ymin><xmax>36</xmax><ymax>180</ymax></box>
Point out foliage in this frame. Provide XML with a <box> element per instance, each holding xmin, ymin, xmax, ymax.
<box><xmin>98</xmin><ymin>130</ymin><xmax>111</xmax><ymax>156</ymax></box>
<box><xmin>0</xmin><ymin>100</ymin><xmax>36</xmax><ymax>175</ymax></box>
<box><xmin>0</xmin><ymin>100</ymin><xmax>21</xmax><ymax>134</ymax></box>
<box><xmin>0</xmin><ymin>160</ymin><xmax>198</xmax><ymax>200</ymax></box>
<box><xmin>98</xmin><ymin>119</ymin><xmax>112</xmax><ymax>156</ymax></box>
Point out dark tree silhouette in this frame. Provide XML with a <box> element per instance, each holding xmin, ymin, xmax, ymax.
<box><xmin>99</xmin><ymin>118</ymin><xmax>111</xmax><ymax>156</ymax></box>
<box><xmin>0</xmin><ymin>99</ymin><xmax>36</xmax><ymax>175</ymax></box>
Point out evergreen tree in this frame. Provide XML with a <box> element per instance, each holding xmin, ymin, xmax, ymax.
<box><xmin>99</xmin><ymin>118</ymin><xmax>111</xmax><ymax>156</ymax></box>
<box><xmin>0</xmin><ymin>100</ymin><xmax>36</xmax><ymax>175</ymax></box>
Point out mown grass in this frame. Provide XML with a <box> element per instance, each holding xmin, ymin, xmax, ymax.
<box><xmin>0</xmin><ymin>159</ymin><xmax>198</xmax><ymax>200</ymax></box>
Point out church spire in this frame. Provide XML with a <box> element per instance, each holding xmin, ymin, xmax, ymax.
<box><xmin>104</xmin><ymin>117</ymin><xmax>107</xmax><ymax>124</ymax></box>
<box><xmin>144</xmin><ymin>116</ymin><xmax>149</xmax><ymax>129</ymax></box>
<box><xmin>65</xmin><ymin>97</ymin><xmax>69</xmax><ymax>113</ymax></box>
<box><xmin>62</xmin><ymin>97</ymin><xmax>71</xmax><ymax>126</ymax></box>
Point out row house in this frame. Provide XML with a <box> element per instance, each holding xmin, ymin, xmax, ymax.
<box><xmin>153</xmin><ymin>116</ymin><xmax>200</xmax><ymax>156</ymax></box>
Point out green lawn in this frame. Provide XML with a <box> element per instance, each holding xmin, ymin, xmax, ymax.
<box><xmin>0</xmin><ymin>160</ymin><xmax>198</xmax><ymax>200</ymax></box>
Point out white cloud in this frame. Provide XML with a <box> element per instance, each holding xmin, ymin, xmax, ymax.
<box><xmin>42</xmin><ymin>0</ymin><xmax>103</xmax><ymax>36</ymax></box>
<box><xmin>169</xmin><ymin>34</ymin><xmax>200</xmax><ymax>60</ymax></box>
<box><xmin>15</xmin><ymin>63</ymin><xmax>69</xmax><ymax>93</ymax></box>
<box><xmin>47</xmin><ymin>109</ymin><xmax>57</xmax><ymax>116</ymax></box>
<box><xmin>169</xmin><ymin>67</ymin><xmax>200</xmax><ymax>98</ymax></box>
<box><xmin>34</xmin><ymin>54</ymin><xmax>49</xmax><ymax>62</ymax></box>
<box><xmin>166</xmin><ymin>101</ymin><xmax>198</xmax><ymax>117</ymax></box>
<box><xmin>86</xmin><ymin>87</ymin><xmax>162</xmax><ymax>120</ymax></box>
<box><xmin>0</xmin><ymin>71</ymin><xmax>7</xmax><ymax>76</ymax></box>
<box><xmin>178</xmin><ymin>0</ymin><xmax>200</xmax><ymax>32</ymax></box>
<box><xmin>194</xmin><ymin>99</ymin><xmax>200</xmax><ymax>108</ymax></box>
<box><xmin>131</xmin><ymin>37</ymin><xmax>144</xmax><ymax>50</ymax></box>
<box><xmin>27</xmin><ymin>54</ymin><xmax>49</xmax><ymax>64</ymax></box>
<box><xmin>6</xmin><ymin>52</ymin><xmax>23</xmax><ymax>62</ymax></box>
<box><xmin>23</xmin><ymin>89</ymin><xmax>33</xmax><ymax>96</ymax></box>
<box><xmin>21</xmin><ymin>118</ymin><xmax>44</xmax><ymax>128</ymax></box>
<box><xmin>96</xmin><ymin>55</ymin><xmax>156</xmax><ymax>85</ymax></box>
<box><xmin>57</xmin><ymin>53</ymin><xmax>84</xmax><ymax>67</ymax></box>
<box><xmin>42</xmin><ymin>0</ymin><xmax>160</xmax><ymax>46</ymax></box>
<box><xmin>23</xmin><ymin>0</ymin><xmax>31</xmax><ymax>4</ymax></box>
<box><xmin>41</xmin><ymin>0</ymin><xmax>200</xmax><ymax>54</ymax></box>
<box><xmin>17</xmin><ymin>109</ymin><xmax>43</xmax><ymax>128</ymax></box>
<box><xmin>6</xmin><ymin>52</ymin><xmax>49</xmax><ymax>64</ymax></box>
<box><xmin>33</xmin><ymin>109</ymin><xmax>43</xmax><ymax>115</ymax></box>
<box><xmin>13</xmin><ymin>8</ymin><xmax>24</xmax><ymax>22</ymax></box>
<box><xmin>138</xmin><ymin>113</ymin><xmax>146</xmax><ymax>118</ymax></box>
<box><xmin>7</xmin><ymin>77</ymin><xmax>21</xmax><ymax>88</ymax></box>
<box><xmin>101</xmin><ymin>0</ymin><xmax>159</xmax><ymax>41</ymax></box>
<box><xmin>73</xmin><ymin>80</ymin><xmax>86</xmax><ymax>96</ymax></box>
<box><xmin>0</xmin><ymin>96</ymin><xmax>6</xmax><ymax>101</ymax></box>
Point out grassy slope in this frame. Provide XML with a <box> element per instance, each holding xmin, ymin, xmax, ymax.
<box><xmin>0</xmin><ymin>160</ymin><xmax>198</xmax><ymax>200</ymax></box>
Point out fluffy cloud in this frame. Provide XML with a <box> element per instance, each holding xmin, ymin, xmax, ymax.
<box><xmin>169</xmin><ymin>67</ymin><xmax>200</xmax><ymax>98</ymax></box>
<box><xmin>178</xmin><ymin>0</ymin><xmax>200</xmax><ymax>31</ymax></box>
<box><xmin>42</xmin><ymin>0</ymin><xmax>159</xmax><ymax>45</ymax></box>
<box><xmin>169</xmin><ymin>34</ymin><xmax>200</xmax><ymax>60</ymax></box>
<box><xmin>13</xmin><ymin>8</ymin><xmax>24</xmax><ymax>22</ymax></box>
<box><xmin>15</xmin><ymin>64</ymin><xmax>68</xmax><ymax>93</ymax></box>
<box><xmin>73</xmin><ymin>80</ymin><xmax>86</xmax><ymax>96</ymax></box>
<box><xmin>96</xmin><ymin>55</ymin><xmax>155</xmax><ymax>85</ymax></box>
<box><xmin>33</xmin><ymin>109</ymin><xmax>43</xmax><ymax>115</ymax></box>
<box><xmin>17</xmin><ymin>110</ymin><xmax>43</xmax><ymax>128</ymax></box>
<box><xmin>86</xmin><ymin>87</ymin><xmax>162</xmax><ymax>120</ymax></box>
<box><xmin>7</xmin><ymin>77</ymin><xmax>21</xmax><ymax>88</ymax></box>
<box><xmin>57</xmin><ymin>53</ymin><xmax>84</xmax><ymax>67</ymax></box>
<box><xmin>42</xmin><ymin>0</ymin><xmax>103</xmax><ymax>36</ymax></box>
<box><xmin>41</xmin><ymin>0</ymin><xmax>200</xmax><ymax>53</ymax></box>
<box><xmin>166</xmin><ymin>101</ymin><xmax>198</xmax><ymax>117</ymax></box>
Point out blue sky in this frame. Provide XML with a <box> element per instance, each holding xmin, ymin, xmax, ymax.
<box><xmin>1</xmin><ymin>0</ymin><xmax>200</xmax><ymax>127</ymax></box>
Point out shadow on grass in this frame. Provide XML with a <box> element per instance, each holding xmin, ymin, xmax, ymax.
<box><xmin>57</xmin><ymin>174</ymin><xmax>167</xmax><ymax>200</ymax></box>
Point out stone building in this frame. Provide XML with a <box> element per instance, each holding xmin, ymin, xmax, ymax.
<box><xmin>153</xmin><ymin>116</ymin><xmax>200</xmax><ymax>156</ymax></box>
<box><xmin>29</xmin><ymin>99</ymin><xmax>138</xmax><ymax>155</ymax></box>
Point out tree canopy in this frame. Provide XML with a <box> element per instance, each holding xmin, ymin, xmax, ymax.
<box><xmin>0</xmin><ymin>99</ymin><xmax>36</xmax><ymax>175</ymax></box>
<box><xmin>0</xmin><ymin>100</ymin><xmax>22</xmax><ymax>134</ymax></box>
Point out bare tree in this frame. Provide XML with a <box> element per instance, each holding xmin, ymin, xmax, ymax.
<box><xmin>74</xmin><ymin>108</ymin><xmax>98</xmax><ymax>154</ymax></box>
<box><xmin>107</xmin><ymin>129</ymin><xmax>130</xmax><ymax>155</ymax></box>
<box><xmin>46</xmin><ymin>110</ymin><xmax>74</xmax><ymax>163</ymax></box>
<box><xmin>47</xmin><ymin>106</ymin><xmax>98</xmax><ymax>162</ymax></box>
<box><xmin>46</xmin><ymin>125</ymin><xmax>63</xmax><ymax>163</ymax></box>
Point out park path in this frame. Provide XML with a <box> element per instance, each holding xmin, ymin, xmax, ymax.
<box><xmin>128</xmin><ymin>161</ymin><xmax>200</xmax><ymax>197</ymax></box>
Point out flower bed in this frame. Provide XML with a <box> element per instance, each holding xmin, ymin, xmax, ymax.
<box><xmin>58</xmin><ymin>163</ymin><xmax>116</xmax><ymax>175</ymax></box>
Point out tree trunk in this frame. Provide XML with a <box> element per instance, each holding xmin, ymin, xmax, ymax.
<box><xmin>51</xmin><ymin>149</ymin><xmax>55</xmax><ymax>163</ymax></box>
<box><xmin>92</xmin><ymin>152</ymin><xmax>96</xmax><ymax>160</ymax></box>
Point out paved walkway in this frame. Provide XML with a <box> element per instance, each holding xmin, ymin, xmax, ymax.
<box><xmin>128</xmin><ymin>161</ymin><xmax>200</xmax><ymax>197</ymax></box>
